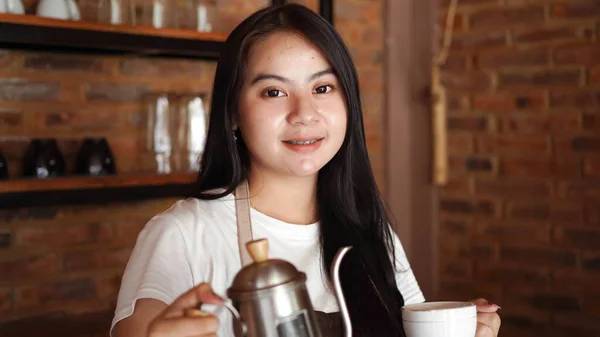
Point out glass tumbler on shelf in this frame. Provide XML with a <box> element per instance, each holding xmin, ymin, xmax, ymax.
<box><xmin>75</xmin><ymin>137</ymin><xmax>117</xmax><ymax>176</ymax></box>
<box><xmin>177</xmin><ymin>0</ymin><xmax>217</xmax><ymax>32</ymax></box>
<box><xmin>172</xmin><ymin>94</ymin><xmax>208</xmax><ymax>172</ymax></box>
<box><xmin>0</xmin><ymin>0</ymin><xmax>25</xmax><ymax>14</ymax></box>
<box><xmin>138</xmin><ymin>0</ymin><xmax>177</xmax><ymax>28</ymax></box>
<box><xmin>146</xmin><ymin>93</ymin><xmax>174</xmax><ymax>174</ymax></box>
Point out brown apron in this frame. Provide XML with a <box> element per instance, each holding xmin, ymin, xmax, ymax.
<box><xmin>234</xmin><ymin>181</ymin><xmax>342</xmax><ymax>337</ymax></box>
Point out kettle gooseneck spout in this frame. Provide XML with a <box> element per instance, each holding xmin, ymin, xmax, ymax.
<box><xmin>331</xmin><ymin>246</ymin><xmax>353</xmax><ymax>337</ymax></box>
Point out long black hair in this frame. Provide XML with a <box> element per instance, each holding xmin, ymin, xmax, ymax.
<box><xmin>196</xmin><ymin>4</ymin><xmax>407</xmax><ymax>336</ymax></box>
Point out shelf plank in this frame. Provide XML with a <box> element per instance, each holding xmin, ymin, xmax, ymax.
<box><xmin>0</xmin><ymin>173</ymin><xmax>198</xmax><ymax>209</ymax></box>
<box><xmin>0</xmin><ymin>13</ymin><xmax>227</xmax><ymax>59</ymax></box>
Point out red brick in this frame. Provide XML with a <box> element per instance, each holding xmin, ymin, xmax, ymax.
<box><xmin>451</xmin><ymin>31</ymin><xmax>507</xmax><ymax>51</ymax></box>
<box><xmin>553</xmin><ymin>314</ymin><xmax>600</xmax><ymax>335</ymax></box>
<box><xmin>0</xmin><ymin>78</ymin><xmax>61</xmax><ymax>102</ymax></box>
<box><xmin>64</xmin><ymin>248</ymin><xmax>132</xmax><ymax>271</ymax></box>
<box><xmin>470</xmin><ymin>5</ymin><xmax>545</xmax><ymax>29</ymax></box>
<box><xmin>440</xmin><ymin>55</ymin><xmax>469</xmax><ymax>71</ymax></box>
<box><xmin>335</xmin><ymin>2</ymin><xmax>379</xmax><ymax>22</ymax></box>
<box><xmin>24</xmin><ymin>54</ymin><xmax>107</xmax><ymax>73</ymax></box>
<box><xmin>559</xmin><ymin>181</ymin><xmax>600</xmax><ymax>198</ymax></box>
<box><xmin>0</xmin><ymin>287</ymin><xmax>13</xmax><ymax>312</ymax></box>
<box><xmin>500</xmin><ymin>156</ymin><xmax>581</xmax><ymax>178</ymax></box>
<box><xmin>551</xmin><ymin>1</ymin><xmax>600</xmax><ymax>19</ymax></box>
<box><xmin>446</xmin><ymin>92</ymin><xmax>470</xmax><ymax>111</ymax></box>
<box><xmin>439</xmin><ymin>218</ymin><xmax>472</xmax><ymax>236</ymax></box>
<box><xmin>513</xmin><ymin>27</ymin><xmax>581</xmax><ymax>45</ymax></box>
<box><xmin>501</xmin><ymin>113</ymin><xmax>580</xmax><ymax>134</ymax></box>
<box><xmin>439</xmin><ymin>0</ymin><xmax>496</xmax><ymax>6</ymax></box>
<box><xmin>449</xmin><ymin>155</ymin><xmax>496</xmax><ymax>174</ymax></box>
<box><xmin>475</xmin><ymin>178</ymin><xmax>551</xmax><ymax>197</ymax></box>
<box><xmin>475</xmin><ymin>221</ymin><xmax>551</xmax><ymax>244</ymax></box>
<box><xmin>475</xmin><ymin>263</ymin><xmax>550</xmax><ymax>287</ymax></box>
<box><xmin>498</xmin><ymin>69</ymin><xmax>581</xmax><ymax>88</ymax></box>
<box><xmin>0</xmin><ymin>108</ymin><xmax>23</xmax><ymax>130</ymax></box>
<box><xmin>447</xmin><ymin>115</ymin><xmax>490</xmax><ymax>131</ymax></box>
<box><xmin>439</xmin><ymin>197</ymin><xmax>497</xmax><ymax>216</ymax></box>
<box><xmin>85</xmin><ymin>83</ymin><xmax>148</xmax><ymax>102</ymax></box>
<box><xmin>16</xmin><ymin>278</ymin><xmax>96</xmax><ymax>308</ymax></box>
<box><xmin>554</xmin><ymin>44</ymin><xmax>600</xmax><ymax>66</ymax></box>
<box><xmin>440</xmin><ymin>72</ymin><xmax>492</xmax><ymax>92</ymax></box>
<box><xmin>440</xmin><ymin>238</ymin><xmax>497</xmax><ymax>261</ymax></box>
<box><xmin>472</xmin><ymin>92</ymin><xmax>546</xmax><ymax>112</ymax></box>
<box><xmin>112</xmin><ymin>220</ymin><xmax>146</xmax><ymax>244</ymax></box>
<box><xmin>0</xmin><ymin>254</ymin><xmax>59</xmax><ymax>281</ymax></box>
<box><xmin>439</xmin><ymin>177</ymin><xmax>472</xmax><ymax>194</ymax></box>
<box><xmin>582</xmin><ymin>254</ymin><xmax>600</xmax><ymax>271</ymax></box>
<box><xmin>476</xmin><ymin>135</ymin><xmax>550</xmax><ymax>154</ymax></box>
<box><xmin>447</xmin><ymin>133</ymin><xmax>474</xmax><ymax>153</ymax></box>
<box><xmin>504</xmin><ymin>290</ymin><xmax>581</xmax><ymax>313</ymax></box>
<box><xmin>16</xmin><ymin>223</ymin><xmax>112</xmax><ymax>247</ymax></box>
<box><xmin>553</xmin><ymin>269</ymin><xmax>600</xmax><ymax>290</ymax></box>
<box><xmin>584</xmin><ymin>202</ymin><xmax>600</xmax><ymax>225</ymax></box>
<box><xmin>440</xmin><ymin>259</ymin><xmax>473</xmax><ymax>279</ymax></box>
<box><xmin>554</xmin><ymin>227</ymin><xmax>600</xmax><ymax>249</ymax></box>
<box><xmin>477</xmin><ymin>49</ymin><xmax>549</xmax><ymax>69</ymax></box>
<box><xmin>438</xmin><ymin>11</ymin><xmax>464</xmax><ymax>32</ymax></box>
<box><xmin>120</xmin><ymin>58</ymin><xmax>207</xmax><ymax>78</ymax></box>
<box><xmin>436</xmin><ymin>280</ymin><xmax>501</xmax><ymax>304</ymax></box>
<box><xmin>507</xmin><ymin>201</ymin><xmax>583</xmax><ymax>223</ymax></box>
<box><xmin>583</xmin><ymin>157</ymin><xmax>600</xmax><ymax>177</ymax></box>
<box><xmin>591</xmin><ymin>66</ymin><xmax>600</xmax><ymax>85</ymax></box>
<box><xmin>95</xmin><ymin>274</ymin><xmax>122</xmax><ymax>299</ymax></box>
<box><xmin>501</xmin><ymin>246</ymin><xmax>577</xmax><ymax>268</ymax></box>
<box><xmin>0</xmin><ymin>50</ymin><xmax>11</xmax><ymax>69</ymax></box>
<box><xmin>550</xmin><ymin>90</ymin><xmax>600</xmax><ymax>108</ymax></box>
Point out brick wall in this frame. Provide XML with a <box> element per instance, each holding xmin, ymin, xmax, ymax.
<box><xmin>0</xmin><ymin>0</ymin><xmax>384</xmax><ymax>336</ymax></box>
<box><xmin>436</xmin><ymin>0</ymin><xmax>600</xmax><ymax>336</ymax></box>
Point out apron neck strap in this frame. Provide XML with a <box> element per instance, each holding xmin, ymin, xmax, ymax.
<box><xmin>234</xmin><ymin>180</ymin><xmax>253</xmax><ymax>267</ymax></box>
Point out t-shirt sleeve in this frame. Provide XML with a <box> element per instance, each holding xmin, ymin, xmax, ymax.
<box><xmin>391</xmin><ymin>231</ymin><xmax>426</xmax><ymax>306</ymax></box>
<box><xmin>110</xmin><ymin>213</ymin><xmax>195</xmax><ymax>335</ymax></box>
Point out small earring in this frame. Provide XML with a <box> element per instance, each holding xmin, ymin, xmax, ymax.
<box><xmin>233</xmin><ymin>130</ymin><xmax>238</xmax><ymax>141</ymax></box>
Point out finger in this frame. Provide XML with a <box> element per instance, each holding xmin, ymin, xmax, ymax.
<box><xmin>149</xmin><ymin>315</ymin><xmax>219</xmax><ymax>336</ymax></box>
<box><xmin>477</xmin><ymin>312</ymin><xmax>501</xmax><ymax>336</ymax></box>
<box><xmin>475</xmin><ymin>322</ymin><xmax>495</xmax><ymax>337</ymax></box>
<box><xmin>471</xmin><ymin>298</ymin><xmax>501</xmax><ymax>312</ymax></box>
<box><xmin>162</xmin><ymin>283</ymin><xmax>224</xmax><ymax>318</ymax></box>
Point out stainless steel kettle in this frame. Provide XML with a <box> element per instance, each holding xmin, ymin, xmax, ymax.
<box><xmin>219</xmin><ymin>238</ymin><xmax>353</xmax><ymax>337</ymax></box>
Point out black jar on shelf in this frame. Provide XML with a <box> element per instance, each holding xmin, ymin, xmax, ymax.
<box><xmin>22</xmin><ymin>138</ymin><xmax>67</xmax><ymax>179</ymax></box>
<box><xmin>75</xmin><ymin>137</ymin><xmax>117</xmax><ymax>176</ymax></box>
<box><xmin>0</xmin><ymin>151</ymin><xmax>8</xmax><ymax>180</ymax></box>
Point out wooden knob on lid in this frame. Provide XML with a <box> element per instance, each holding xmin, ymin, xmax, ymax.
<box><xmin>246</xmin><ymin>238</ymin><xmax>269</xmax><ymax>263</ymax></box>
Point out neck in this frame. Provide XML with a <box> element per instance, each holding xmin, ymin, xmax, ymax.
<box><xmin>247</xmin><ymin>168</ymin><xmax>319</xmax><ymax>225</ymax></box>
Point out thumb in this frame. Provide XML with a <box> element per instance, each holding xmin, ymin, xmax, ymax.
<box><xmin>162</xmin><ymin>283</ymin><xmax>224</xmax><ymax>318</ymax></box>
<box><xmin>471</xmin><ymin>298</ymin><xmax>501</xmax><ymax>313</ymax></box>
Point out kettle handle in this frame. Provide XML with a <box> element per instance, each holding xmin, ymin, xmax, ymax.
<box><xmin>331</xmin><ymin>246</ymin><xmax>353</xmax><ymax>337</ymax></box>
<box><xmin>199</xmin><ymin>302</ymin><xmax>246</xmax><ymax>337</ymax></box>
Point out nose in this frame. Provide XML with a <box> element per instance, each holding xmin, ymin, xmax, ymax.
<box><xmin>287</xmin><ymin>93</ymin><xmax>320</xmax><ymax>125</ymax></box>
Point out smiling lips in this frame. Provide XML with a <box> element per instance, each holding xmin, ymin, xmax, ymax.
<box><xmin>282</xmin><ymin>137</ymin><xmax>325</xmax><ymax>152</ymax></box>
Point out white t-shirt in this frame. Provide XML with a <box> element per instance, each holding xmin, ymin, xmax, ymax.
<box><xmin>111</xmin><ymin>191</ymin><xmax>425</xmax><ymax>336</ymax></box>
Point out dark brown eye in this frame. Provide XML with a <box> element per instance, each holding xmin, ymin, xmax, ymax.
<box><xmin>315</xmin><ymin>85</ymin><xmax>333</xmax><ymax>94</ymax></box>
<box><xmin>265</xmin><ymin>89</ymin><xmax>283</xmax><ymax>97</ymax></box>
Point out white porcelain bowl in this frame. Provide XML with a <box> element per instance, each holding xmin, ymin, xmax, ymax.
<box><xmin>402</xmin><ymin>301</ymin><xmax>477</xmax><ymax>337</ymax></box>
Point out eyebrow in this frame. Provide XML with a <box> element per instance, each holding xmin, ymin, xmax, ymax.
<box><xmin>249</xmin><ymin>68</ymin><xmax>334</xmax><ymax>85</ymax></box>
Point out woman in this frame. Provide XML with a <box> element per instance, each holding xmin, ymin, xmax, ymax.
<box><xmin>112</xmin><ymin>4</ymin><xmax>501</xmax><ymax>337</ymax></box>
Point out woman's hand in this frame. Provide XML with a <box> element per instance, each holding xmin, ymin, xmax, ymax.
<box><xmin>472</xmin><ymin>298</ymin><xmax>501</xmax><ymax>337</ymax></box>
<box><xmin>147</xmin><ymin>283</ymin><xmax>224</xmax><ymax>337</ymax></box>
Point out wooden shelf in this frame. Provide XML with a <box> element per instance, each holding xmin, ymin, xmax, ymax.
<box><xmin>0</xmin><ymin>13</ymin><xmax>228</xmax><ymax>59</ymax></box>
<box><xmin>0</xmin><ymin>173</ymin><xmax>198</xmax><ymax>209</ymax></box>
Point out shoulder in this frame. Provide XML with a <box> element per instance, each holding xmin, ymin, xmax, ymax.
<box><xmin>140</xmin><ymin>189</ymin><xmax>236</xmax><ymax>241</ymax></box>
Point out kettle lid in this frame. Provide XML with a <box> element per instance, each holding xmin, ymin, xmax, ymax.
<box><xmin>228</xmin><ymin>239</ymin><xmax>305</xmax><ymax>293</ymax></box>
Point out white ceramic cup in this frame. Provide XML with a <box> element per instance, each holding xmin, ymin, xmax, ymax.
<box><xmin>402</xmin><ymin>301</ymin><xmax>477</xmax><ymax>337</ymax></box>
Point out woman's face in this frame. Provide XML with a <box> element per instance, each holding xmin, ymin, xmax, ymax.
<box><xmin>237</xmin><ymin>32</ymin><xmax>348</xmax><ymax>178</ymax></box>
